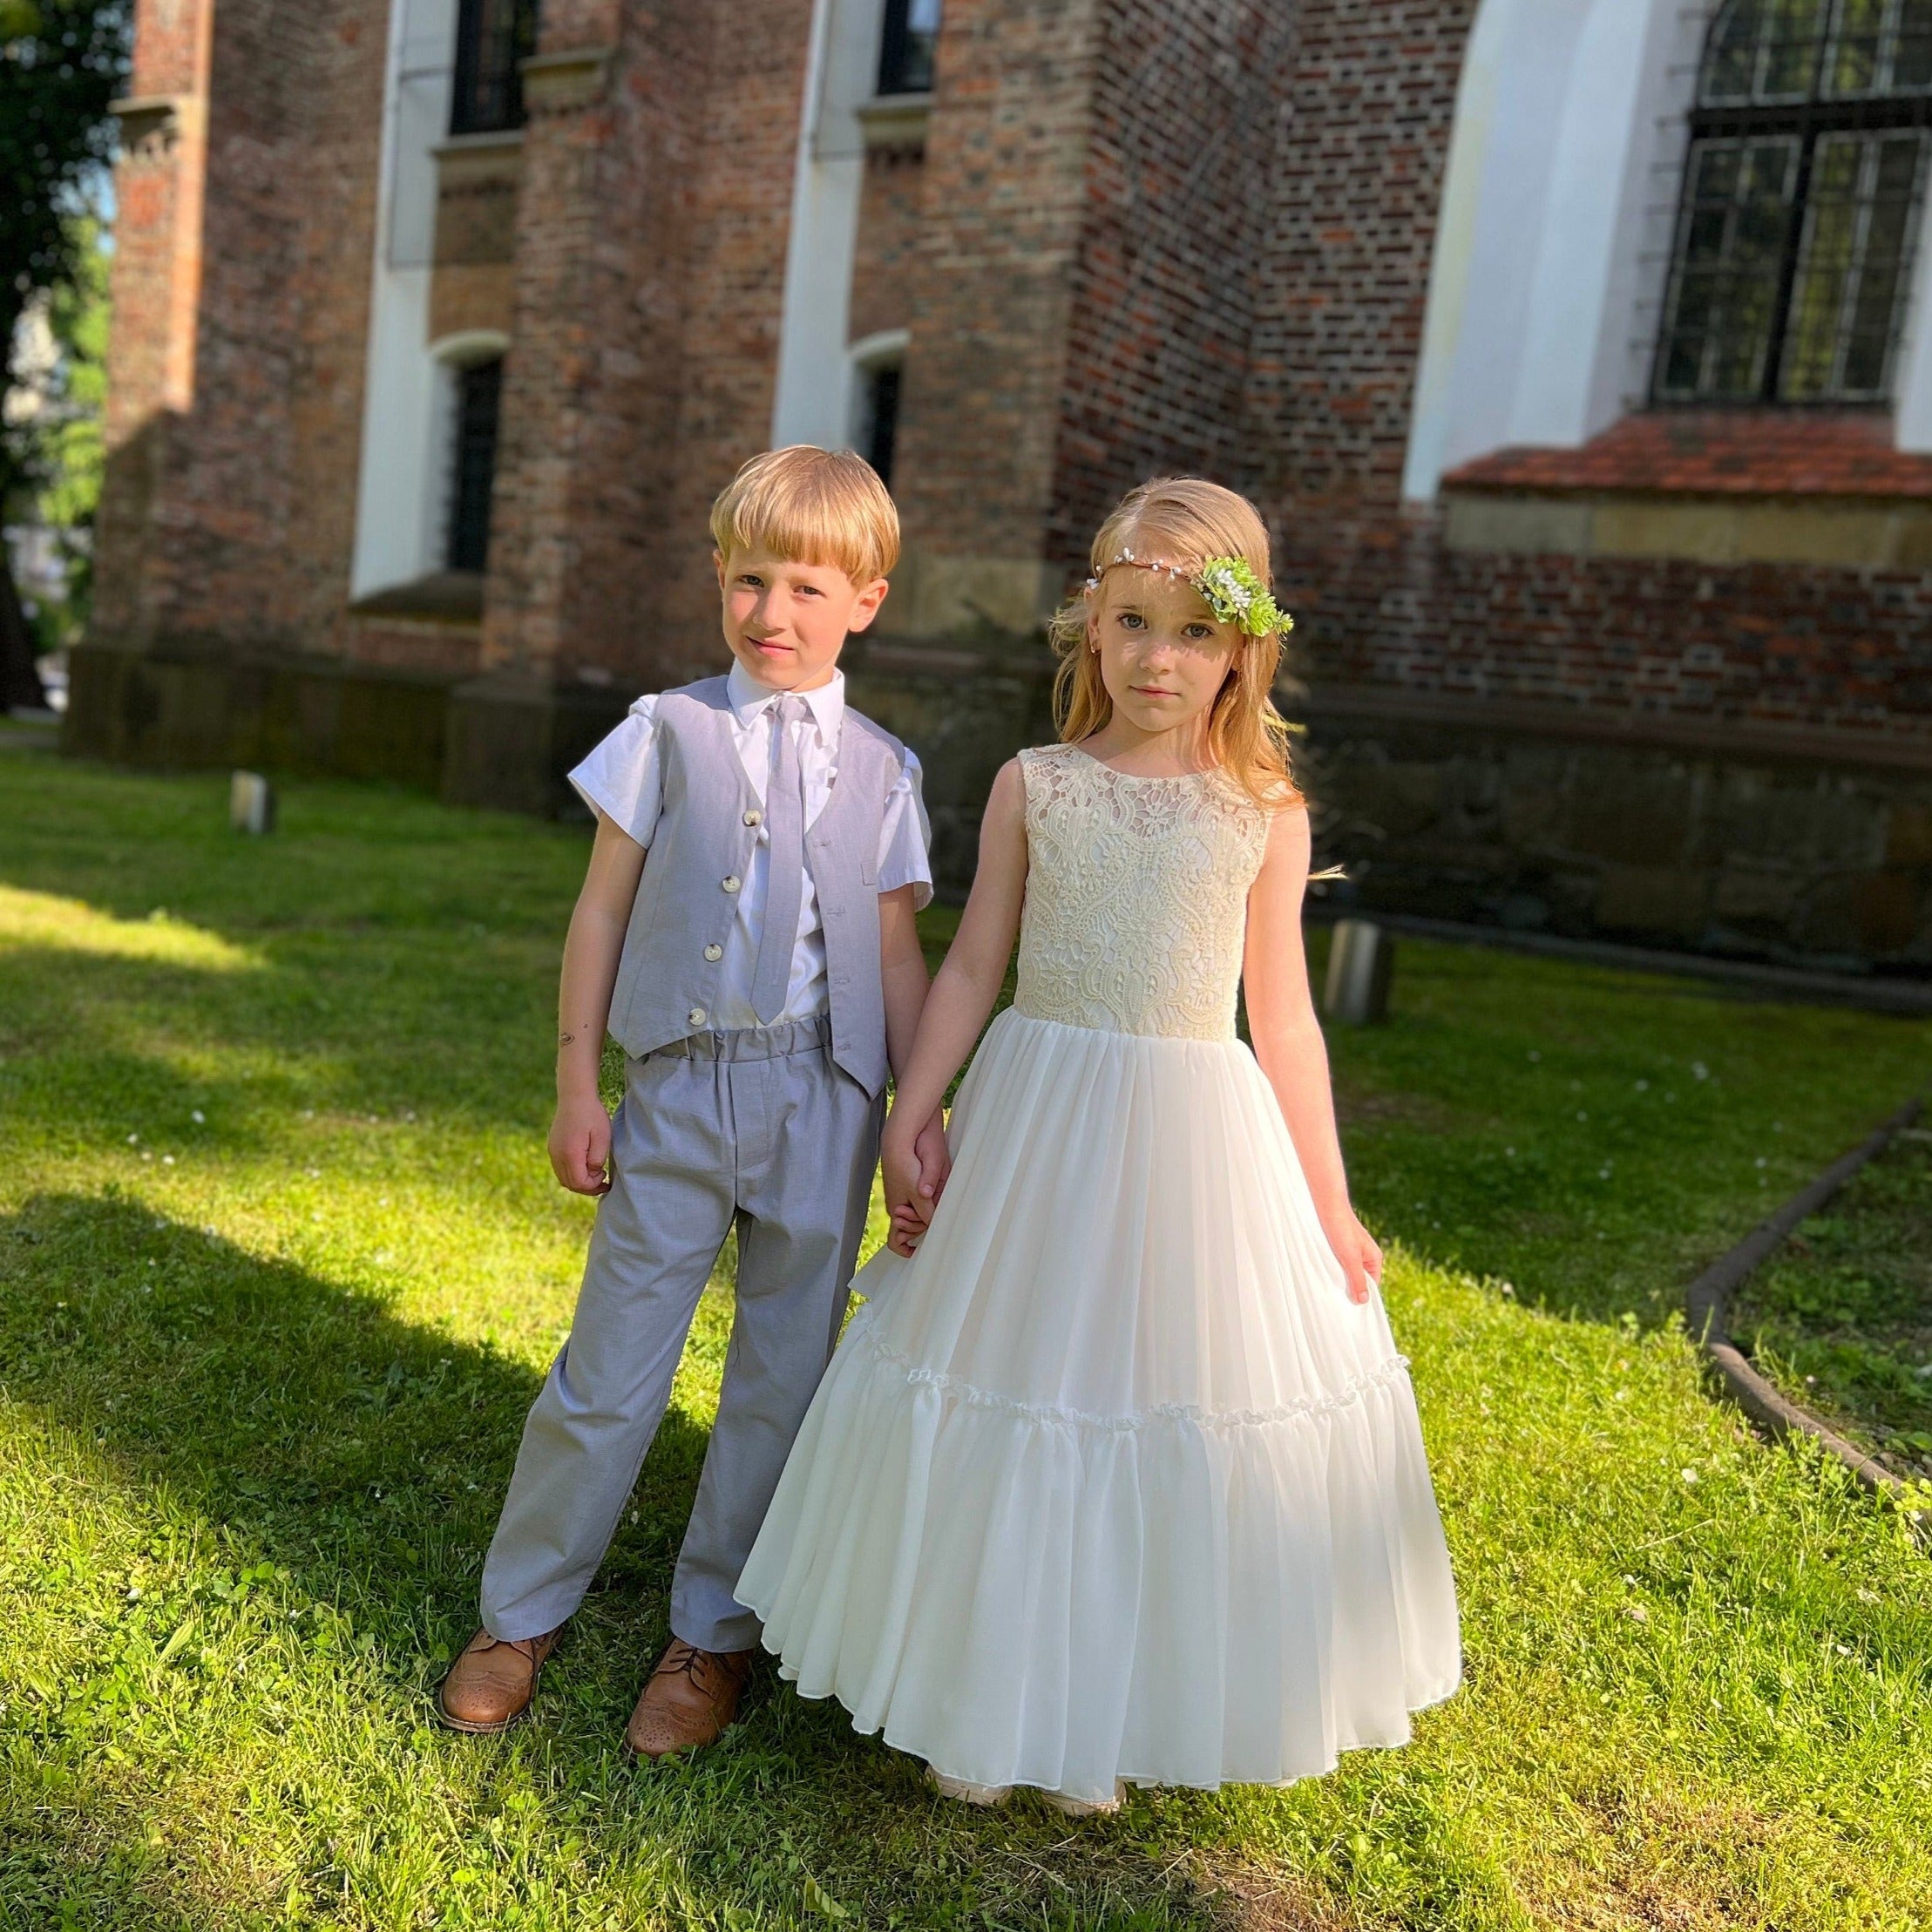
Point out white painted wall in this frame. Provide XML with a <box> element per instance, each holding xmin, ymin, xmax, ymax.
<box><xmin>349</xmin><ymin>0</ymin><xmax>460</xmax><ymax>597</ymax></box>
<box><xmin>1893</xmin><ymin>178</ymin><xmax>1932</xmax><ymax>450</ymax></box>
<box><xmin>770</xmin><ymin>0</ymin><xmax>891</xmax><ymax>450</ymax></box>
<box><xmin>1403</xmin><ymin>0</ymin><xmax>1702</xmax><ymax>501</ymax></box>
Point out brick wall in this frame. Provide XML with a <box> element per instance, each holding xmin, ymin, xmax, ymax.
<box><xmin>891</xmin><ymin>0</ymin><xmax>1102</xmax><ymax>623</ymax></box>
<box><xmin>848</xmin><ymin>146</ymin><xmax>925</xmax><ymax>347</ymax></box>
<box><xmin>480</xmin><ymin>0</ymin><xmax>813</xmax><ymax>693</ymax></box>
<box><xmin>80</xmin><ymin>0</ymin><xmax>1932</xmax><ymax>965</ymax></box>
<box><xmin>93</xmin><ymin>0</ymin><xmax>390</xmax><ymax>666</ymax></box>
<box><xmin>1248</xmin><ymin>0</ymin><xmax>1477</xmax><ymax>627</ymax></box>
<box><xmin>1316</xmin><ymin>541</ymin><xmax>1932</xmax><ymax>746</ymax></box>
<box><xmin>1047</xmin><ymin>0</ymin><xmax>1297</xmax><ymax>573</ymax></box>
<box><xmin>647</xmin><ymin>0</ymin><xmax>818</xmax><ymax>683</ymax></box>
<box><xmin>478</xmin><ymin>0</ymin><xmax>702</xmax><ymax>685</ymax></box>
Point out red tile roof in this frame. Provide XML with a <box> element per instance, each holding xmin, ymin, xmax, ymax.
<box><xmin>1442</xmin><ymin>411</ymin><xmax>1932</xmax><ymax>500</ymax></box>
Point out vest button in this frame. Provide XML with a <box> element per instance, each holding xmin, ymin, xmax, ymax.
<box><xmin>722</xmin><ymin>874</ymin><xmax>742</xmax><ymax>893</ymax></box>
<box><xmin>742</xmin><ymin>809</ymin><xmax>763</xmax><ymax>828</ymax></box>
<box><xmin>687</xmin><ymin>1007</ymin><xmax>708</xmax><ymax>1027</ymax></box>
<box><xmin>703</xmin><ymin>943</ymin><xmax>723</xmax><ymax>962</ymax></box>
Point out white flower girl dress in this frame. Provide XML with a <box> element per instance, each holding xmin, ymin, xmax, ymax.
<box><xmin>737</xmin><ymin>744</ymin><xmax>1461</xmax><ymax>1803</ymax></box>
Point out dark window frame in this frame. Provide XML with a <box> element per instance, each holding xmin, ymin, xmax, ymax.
<box><xmin>858</xmin><ymin>359</ymin><xmax>903</xmax><ymax>487</ymax></box>
<box><xmin>446</xmin><ymin>356</ymin><xmax>505</xmax><ymax>575</ymax></box>
<box><xmin>450</xmin><ymin>0</ymin><xmax>541</xmax><ymax>138</ymax></box>
<box><xmin>1652</xmin><ymin>0</ymin><xmax>1932</xmax><ymax>407</ymax></box>
<box><xmin>877</xmin><ymin>0</ymin><xmax>940</xmax><ymax>97</ymax></box>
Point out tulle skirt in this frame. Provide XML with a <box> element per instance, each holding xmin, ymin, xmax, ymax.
<box><xmin>736</xmin><ymin>1009</ymin><xmax>1461</xmax><ymax>1801</ymax></box>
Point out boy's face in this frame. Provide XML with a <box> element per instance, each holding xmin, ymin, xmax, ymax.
<box><xmin>715</xmin><ymin>546</ymin><xmax>890</xmax><ymax>693</ymax></box>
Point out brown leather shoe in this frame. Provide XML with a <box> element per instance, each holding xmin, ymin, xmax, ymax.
<box><xmin>623</xmin><ymin>1637</ymin><xmax>755</xmax><ymax>1759</ymax></box>
<box><xmin>434</xmin><ymin>1625</ymin><xmax>561</xmax><ymax>1734</ymax></box>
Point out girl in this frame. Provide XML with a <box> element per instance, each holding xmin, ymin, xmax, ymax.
<box><xmin>737</xmin><ymin>478</ymin><xmax>1461</xmax><ymax>1812</ymax></box>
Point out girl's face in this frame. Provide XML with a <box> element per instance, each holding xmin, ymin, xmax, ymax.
<box><xmin>1088</xmin><ymin>565</ymin><xmax>1243</xmax><ymax>739</ymax></box>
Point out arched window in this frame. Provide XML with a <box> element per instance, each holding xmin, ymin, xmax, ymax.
<box><xmin>849</xmin><ymin>331</ymin><xmax>909</xmax><ymax>486</ymax></box>
<box><xmin>1654</xmin><ymin>0</ymin><xmax>1932</xmax><ymax>403</ymax></box>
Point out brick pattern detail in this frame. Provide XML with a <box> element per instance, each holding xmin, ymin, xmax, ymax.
<box><xmin>481</xmin><ymin>0</ymin><xmax>812</xmax><ymax>690</ymax></box>
<box><xmin>94</xmin><ymin>0</ymin><xmax>390</xmax><ymax>666</ymax></box>
<box><xmin>891</xmin><ymin>0</ymin><xmax>1102</xmax><ymax>567</ymax></box>
<box><xmin>1447</xmin><ymin>410</ymin><xmax>1932</xmax><ymax>500</ymax></box>
<box><xmin>1047</xmin><ymin>0</ymin><xmax>1297</xmax><ymax>574</ymax></box>
<box><xmin>847</xmin><ymin>146</ymin><xmax>924</xmax><ymax>349</ymax></box>
<box><xmin>1251</xmin><ymin>0</ymin><xmax>1477</xmax><ymax>575</ymax></box>
<box><xmin>1319</xmin><ymin>530</ymin><xmax>1932</xmax><ymax>741</ymax></box>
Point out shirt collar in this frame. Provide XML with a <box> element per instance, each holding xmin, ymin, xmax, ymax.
<box><xmin>725</xmin><ymin>661</ymin><xmax>844</xmax><ymax>743</ymax></box>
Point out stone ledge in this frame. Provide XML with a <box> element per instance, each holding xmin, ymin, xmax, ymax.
<box><xmin>349</xmin><ymin>572</ymin><xmax>485</xmax><ymax>624</ymax></box>
<box><xmin>855</xmin><ymin>92</ymin><xmax>932</xmax><ymax>151</ymax></box>
<box><xmin>431</xmin><ymin>128</ymin><xmax>526</xmax><ymax>158</ymax></box>
<box><xmin>1446</xmin><ymin>410</ymin><xmax>1932</xmax><ymax>498</ymax></box>
<box><xmin>519</xmin><ymin>46</ymin><xmax>614</xmax><ymax>113</ymax></box>
<box><xmin>109</xmin><ymin>93</ymin><xmax>202</xmax><ymax>157</ymax></box>
<box><xmin>1441</xmin><ymin>488</ymin><xmax>1932</xmax><ymax>568</ymax></box>
<box><xmin>1299</xmin><ymin>681</ymin><xmax>1932</xmax><ymax>776</ymax></box>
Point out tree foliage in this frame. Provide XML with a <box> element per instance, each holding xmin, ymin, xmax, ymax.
<box><xmin>1</xmin><ymin>1</ymin><xmax>127</xmax><ymax>702</ymax></box>
<box><xmin>9</xmin><ymin>211</ymin><xmax>111</xmax><ymax>650</ymax></box>
<box><xmin>0</xmin><ymin>1</ymin><xmax>130</xmax><ymax>361</ymax></box>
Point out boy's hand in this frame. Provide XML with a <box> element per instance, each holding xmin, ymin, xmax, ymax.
<box><xmin>881</xmin><ymin>1122</ymin><xmax>931</xmax><ymax>1258</ymax></box>
<box><xmin>912</xmin><ymin>1108</ymin><xmax>952</xmax><ymax>1210</ymax></box>
<box><xmin>550</xmin><ymin>1091</ymin><xmax>613</xmax><ymax>1196</ymax></box>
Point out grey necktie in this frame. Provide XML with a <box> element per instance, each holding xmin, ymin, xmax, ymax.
<box><xmin>750</xmin><ymin>695</ymin><xmax>808</xmax><ymax>1026</ymax></box>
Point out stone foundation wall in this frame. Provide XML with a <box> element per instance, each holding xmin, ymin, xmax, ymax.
<box><xmin>1301</xmin><ymin>708</ymin><xmax>1932</xmax><ymax>972</ymax></box>
<box><xmin>64</xmin><ymin>641</ymin><xmax>451</xmax><ymax>793</ymax></box>
<box><xmin>62</xmin><ymin>631</ymin><xmax>1057</xmax><ymax>886</ymax></box>
<box><xmin>66</xmin><ymin>628</ymin><xmax>1932</xmax><ymax>975</ymax></box>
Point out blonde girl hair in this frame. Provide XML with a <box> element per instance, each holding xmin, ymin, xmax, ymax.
<box><xmin>1047</xmin><ymin>477</ymin><xmax>1303</xmax><ymax>810</ymax></box>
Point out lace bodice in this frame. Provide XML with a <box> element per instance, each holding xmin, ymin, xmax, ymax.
<box><xmin>1013</xmin><ymin>744</ymin><xmax>1271</xmax><ymax>1042</ymax></box>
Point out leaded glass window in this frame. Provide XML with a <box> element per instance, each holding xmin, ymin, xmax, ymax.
<box><xmin>1654</xmin><ymin>0</ymin><xmax>1932</xmax><ymax>403</ymax></box>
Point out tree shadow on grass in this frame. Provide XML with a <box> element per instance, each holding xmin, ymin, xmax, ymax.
<box><xmin>0</xmin><ymin>1193</ymin><xmax>1243</xmax><ymax>1931</ymax></box>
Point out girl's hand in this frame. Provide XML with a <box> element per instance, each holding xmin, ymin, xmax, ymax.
<box><xmin>882</xmin><ymin>1122</ymin><xmax>930</xmax><ymax>1257</ymax></box>
<box><xmin>1319</xmin><ymin>1202</ymin><xmax>1382</xmax><ymax>1306</ymax></box>
<box><xmin>550</xmin><ymin>1090</ymin><xmax>613</xmax><ymax>1196</ymax></box>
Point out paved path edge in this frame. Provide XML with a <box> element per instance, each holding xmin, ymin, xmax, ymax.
<box><xmin>1685</xmin><ymin>1094</ymin><xmax>1927</xmax><ymax>1502</ymax></box>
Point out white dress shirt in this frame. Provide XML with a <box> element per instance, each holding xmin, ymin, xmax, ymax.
<box><xmin>569</xmin><ymin>663</ymin><xmax>933</xmax><ymax>1027</ymax></box>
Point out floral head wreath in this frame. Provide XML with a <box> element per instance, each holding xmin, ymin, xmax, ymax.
<box><xmin>1084</xmin><ymin>549</ymin><xmax>1293</xmax><ymax>639</ymax></box>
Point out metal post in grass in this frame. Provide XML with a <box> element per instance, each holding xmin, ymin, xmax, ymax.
<box><xmin>1325</xmin><ymin>919</ymin><xmax>1393</xmax><ymax>1025</ymax></box>
<box><xmin>230</xmin><ymin>771</ymin><xmax>275</xmax><ymax>835</ymax></box>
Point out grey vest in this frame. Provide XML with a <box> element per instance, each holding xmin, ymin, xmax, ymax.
<box><xmin>607</xmin><ymin>676</ymin><xmax>905</xmax><ymax>1095</ymax></box>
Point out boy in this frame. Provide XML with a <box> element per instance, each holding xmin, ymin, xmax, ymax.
<box><xmin>437</xmin><ymin>447</ymin><xmax>947</xmax><ymax>1756</ymax></box>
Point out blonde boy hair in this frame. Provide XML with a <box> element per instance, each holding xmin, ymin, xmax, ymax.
<box><xmin>1047</xmin><ymin>476</ymin><xmax>1303</xmax><ymax>810</ymax></box>
<box><xmin>709</xmin><ymin>445</ymin><xmax>900</xmax><ymax>585</ymax></box>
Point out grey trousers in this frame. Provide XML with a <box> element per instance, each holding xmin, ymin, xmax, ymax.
<box><xmin>480</xmin><ymin>1017</ymin><xmax>883</xmax><ymax>1653</ymax></box>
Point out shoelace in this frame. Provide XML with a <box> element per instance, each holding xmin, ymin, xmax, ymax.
<box><xmin>657</xmin><ymin>1642</ymin><xmax>741</xmax><ymax>1689</ymax></box>
<box><xmin>478</xmin><ymin>1631</ymin><xmax>547</xmax><ymax>1664</ymax></box>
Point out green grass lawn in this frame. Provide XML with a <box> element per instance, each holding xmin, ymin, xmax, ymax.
<box><xmin>1731</xmin><ymin>1133</ymin><xmax>1932</xmax><ymax>1481</ymax></box>
<box><xmin>2</xmin><ymin>753</ymin><xmax>1930</xmax><ymax>1932</ymax></box>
